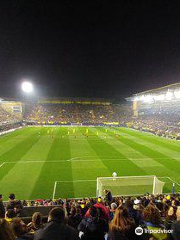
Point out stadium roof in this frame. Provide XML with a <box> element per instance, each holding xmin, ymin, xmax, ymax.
<box><xmin>0</xmin><ymin>97</ymin><xmax>21</xmax><ymax>102</ymax></box>
<box><xmin>38</xmin><ymin>97</ymin><xmax>113</xmax><ymax>105</ymax></box>
<box><xmin>126</xmin><ymin>82</ymin><xmax>180</xmax><ymax>102</ymax></box>
<box><xmin>134</xmin><ymin>82</ymin><xmax>180</xmax><ymax>95</ymax></box>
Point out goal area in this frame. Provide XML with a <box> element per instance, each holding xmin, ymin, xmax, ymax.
<box><xmin>96</xmin><ymin>175</ymin><xmax>165</xmax><ymax>197</ymax></box>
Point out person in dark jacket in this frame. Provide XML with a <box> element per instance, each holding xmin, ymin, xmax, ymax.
<box><xmin>0</xmin><ymin>218</ymin><xmax>16</xmax><ymax>240</ymax></box>
<box><xmin>0</xmin><ymin>194</ymin><xmax>5</xmax><ymax>218</ymax></box>
<box><xmin>6</xmin><ymin>194</ymin><xmax>23</xmax><ymax>211</ymax></box>
<box><xmin>67</xmin><ymin>206</ymin><xmax>82</xmax><ymax>230</ymax></box>
<box><xmin>171</xmin><ymin>206</ymin><xmax>180</xmax><ymax>240</ymax></box>
<box><xmin>78</xmin><ymin>206</ymin><xmax>108</xmax><ymax>240</ymax></box>
<box><xmin>104</xmin><ymin>190</ymin><xmax>113</xmax><ymax>206</ymax></box>
<box><xmin>34</xmin><ymin>207</ymin><xmax>80</xmax><ymax>240</ymax></box>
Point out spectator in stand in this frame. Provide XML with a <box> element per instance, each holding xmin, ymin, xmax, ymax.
<box><xmin>34</xmin><ymin>207</ymin><xmax>80</xmax><ymax>240</ymax></box>
<box><xmin>5</xmin><ymin>209</ymin><xmax>16</xmax><ymax>223</ymax></box>
<box><xmin>125</xmin><ymin>199</ymin><xmax>142</xmax><ymax>225</ymax></box>
<box><xmin>0</xmin><ymin>218</ymin><xmax>16</xmax><ymax>240</ymax></box>
<box><xmin>85</xmin><ymin>197</ymin><xmax>110</xmax><ymax>222</ymax></box>
<box><xmin>0</xmin><ymin>194</ymin><xmax>5</xmax><ymax>218</ymax></box>
<box><xmin>78</xmin><ymin>206</ymin><xmax>108</xmax><ymax>240</ymax></box>
<box><xmin>6</xmin><ymin>194</ymin><xmax>22</xmax><ymax>211</ymax></box>
<box><xmin>108</xmin><ymin>206</ymin><xmax>138</xmax><ymax>240</ymax></box>
<box><xmin>104</xmin><ymin>189</ymin><xmax>113</xmax><ymax>206</ymax></box>
<box><xmin>171</xmin><ymin>206</ymin><xmax>180</xmax><ymax>240</ymax></box>
<box><xmin>109</xmin><ymin>202</ymin><xmax>117</xmax><ymax>220</ymax></box>
<box><xmin>142</xmin><ymin>205</ymin><xmax>168</xmax><ymax>240</ymax></box>
<box><xmin>6</xmin><ymin>194</ymin><xmax>16</xmax><ymax>210</ymax></box>
<box><xmin>165</xmin><ymin>206</ymin><xmax>177</xmax><ymax>228</ymax></box>
<box><xmin>11</xmin><ymin>218</ymin><xmax>33</xmax><ymax>240</ymax></box>
<box><xmin>27</xmin><ymin>212</ymin><xmax>44</xmax><ymax>234</ymax></box>
<box><xmin>67</xmin><ymin>206</ymin><xmax>82</xmax><ymax>230</ymax></box>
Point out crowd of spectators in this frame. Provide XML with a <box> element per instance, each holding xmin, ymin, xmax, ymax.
<box><xmin>23</xmin><ymin>103</ymin><xmax>132</xmax><ymax>125</ymax></box>
<box><xmin>22</xmin><ymin>102</ymin><xmax>180</xmax><ymax>139</ymax></box>
<box><xmin>125</xmin><ymin>114</ymin><xmax>180</xmax><ymax>140</ymax></box>
<box><xmin>1</xmin><ymin>192</ymin><xmax>180</xmax><ymax>239</ymax></box>
<box><xmin>0</xmin><ymin>106</ymin><xmax>21</xmax><ymax>126</ymax></box>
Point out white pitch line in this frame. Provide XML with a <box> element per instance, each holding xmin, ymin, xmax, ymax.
<box><xmin>0</xmin><ymin>162</ymin><xmax>5</xmax><ymax>168</ymax></box>
<box><xmin>66</xmin><ymin>157</ymin><xmax>80</xmax><ymax>162</ymax></box>
<box><xmin>56</xmin><ymin>179</ymin><xmax>96</xmax><ymax>183</ymax></box>
<box><xmin>52</xmin><ymin>181</ymin><xmax>57</xmax><ymax>200</ymax></box>
<box><xmin>1</xmin><ymin>157</ymin><xmax>179</xmax><ymax>164</ymax></box>
<box><xmin>167</xmin><ymin>177</ymin><xmax>180</xmax><ymax>187</ymax></box>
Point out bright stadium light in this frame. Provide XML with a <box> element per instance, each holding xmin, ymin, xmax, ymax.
<box><xmin>21</xmin><ymin>81</ymin><xmax>33</xmax><ymax>93</ymax></box>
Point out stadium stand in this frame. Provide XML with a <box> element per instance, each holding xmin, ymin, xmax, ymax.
<box><xmin>23</xmin><ymin>101</ymin><xmax>132</xmax><ymax>126</ymax></box>
<box><xmin>0</xmin><ymin>193</ymin><xmax>180</xmax><ymax>239</ymax></box>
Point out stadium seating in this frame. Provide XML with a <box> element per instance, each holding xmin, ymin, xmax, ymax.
<box><xmin>1</xmin><ymin>193</ymin><xmax>180</xmax><ymax>239</ymax></box>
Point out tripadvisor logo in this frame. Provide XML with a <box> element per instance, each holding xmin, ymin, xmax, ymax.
<box><xmin>135</xmin><ymin>227</ymin><xmax>143</xmax><ymax>235</ymax></box>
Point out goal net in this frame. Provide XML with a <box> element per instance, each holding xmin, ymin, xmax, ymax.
<box><xmin>96</xmin><ymin>175</ymin><xmax>165</xmax><ymax>197</ymax></box>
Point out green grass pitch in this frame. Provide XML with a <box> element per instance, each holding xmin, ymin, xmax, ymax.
<box><xmin>0</xmin><ymin>126</ymin><xmax>180</xmax><ymax>200</ymax></box>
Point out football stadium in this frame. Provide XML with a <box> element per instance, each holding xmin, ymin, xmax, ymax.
<box><xmin>2</xmin><ymin>2</ymin><xmax>180</xmax><ymax>239</ymax></box>
<box><xmin>1</xmin><ymin>83</ymin><xmax>180</xmax><ymax>200</ymax></box>
<box><xmin>1</xmin><ymin>82</ymin><xmax>180</xmax><ymax>239</ymax></box>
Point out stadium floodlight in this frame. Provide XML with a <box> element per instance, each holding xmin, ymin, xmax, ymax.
<box><xmin>174</xmin><ymin>90</ymin><xmax>180</xmax><ymax>99</ymax></box>
<box><xmin>21</xmin><ymin>81</ymin><xmax>33</xmax><ymax>93</ymax></box>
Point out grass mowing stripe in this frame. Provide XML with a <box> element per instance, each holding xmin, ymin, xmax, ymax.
<box><xmin>0</xmin><ymin>128</ymin><xmax>40</xmax><ymax>160</ymax></box>
<box><xmin>0</xmin><ymin>128</ymin><xmax>48</xmax><ymax>197</ymax></box>
<box><xmin>68</xmin><ymin>127</ymin><xmax>111</xmax><ymax>198</ymax></box>
<box><xmin>106</xmin><ymin>128</ymin><xmax>180</xmax><ymax>180</ymax></box>
<box><xmin>79</xmin><ymin>127</ymin><xmax>145</xmax><ymax>177</ymax></box>
<box><xmin>2</xmin><ymin>126</ymin><xmax>180</xmax><ymax>199</ymax></box>
<box><xmin>94</xmin><ymin>127</ymin><xmax>163</xmax><ymax>168</ymax></box>
<box><xmin>29</xmin><ymin>127</ymin><xmax>74</xmax><ymax>199</ymax></box>
<box><xmin>110</xmin><ymin>128</ymin><xmax>180</xmax><ymax>160</ymax></box>
<box><xmin>119</xmin><ymin>127</ymin><xmax>180</xmax><ymax>154</ymax></box>
<box><xmin>0</xmin><ymin>127</ymin><xmax>30</xmax><ymax>144</ymax></box>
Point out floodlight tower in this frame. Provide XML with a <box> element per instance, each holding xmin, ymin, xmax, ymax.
<box><xmin>21</xmin><ymin>81</ymin><xmax>33</xmax><ymax>94</ymax></box>
<box><xmin>21</xmin><ymin>81</ymin><xmax>34</xmax><ymax>119</ymax></box>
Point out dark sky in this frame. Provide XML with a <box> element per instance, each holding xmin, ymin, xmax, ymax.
<box><xmin>1</xmin><ymin>1</ymin><xmax>180</xmax><ymax>100</ymax></box>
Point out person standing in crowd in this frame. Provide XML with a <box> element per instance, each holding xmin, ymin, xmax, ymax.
<box><xmin>108</xmin><ymin>206</ymin><xmax>138</xmax><ymax>240</ymax></box>
<box><xmin>34</xmin><ymin>207</ymin><xmax>80</xmax><ymax>240</ymax></box>
<box><xmin>78</xmin><ymin>206</ymin><xmax>108</xmax><ymax>240</ymax></box>
<box><xmin>6</xmin><ymin>194</ymin><xmax>16</xmax><ymax>210</ymax></box>
<box><xmin>104</xmin><ymin>190</ymin><xmax>113</xmax><ymax>206</ymax></box>
<box><xmin>109</xmin><ymin>203</ymin><xmax>117</xmax><ymax>220</ymax></box>
<box><xmin>0</xmin><ymin>194</ymin><xmax>5</xmax><ymax>218</ymax></box>
<box><xmin>67</xmin><ymin>206</ymin><xmax>82</xmax><ymax>230</ymax></box>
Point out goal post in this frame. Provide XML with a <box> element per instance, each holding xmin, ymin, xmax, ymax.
<box><xmin>96</xmin><ymin>175</ymin><xmax>165</xmax><ymax>197</ymax></box>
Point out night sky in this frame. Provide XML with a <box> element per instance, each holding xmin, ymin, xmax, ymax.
<box><xmin>1</xmin><ymin>1</ymin><xmax>180</xmax><ymax>100</ymax></box>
